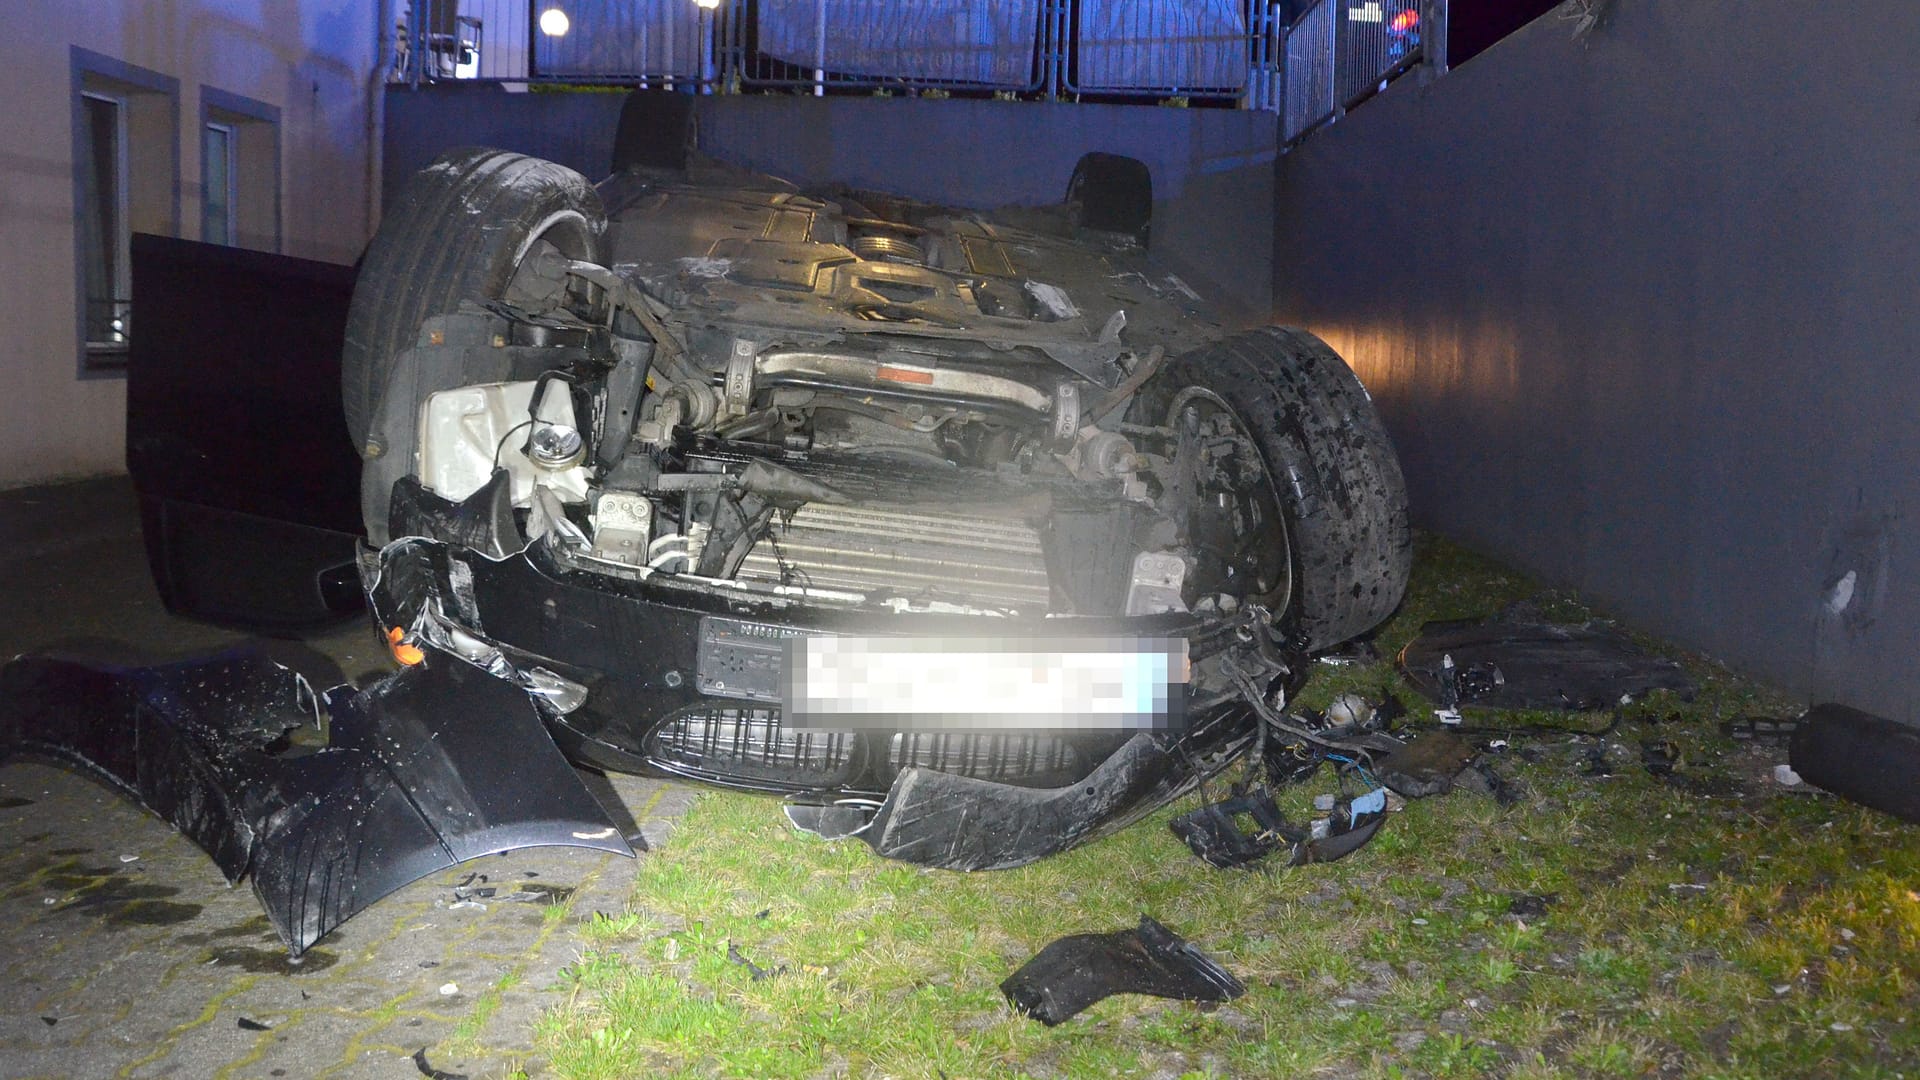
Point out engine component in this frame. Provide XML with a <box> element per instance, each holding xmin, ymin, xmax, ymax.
<box><xmin>419</xmin><ymin>381</ymin><xmax>589</xmax><ymax>506</ymax></box>
<box><xmin>723</xmin><ymin>338</ymin><xmax>756</xmax><ymax>419</ymax></box>
<box><xmin>851</xmin><ymin>234</ymin><xmax>928</xmax><ymax>264</ymax></box>
<box><xmin>590</xmin><ymin>490</ymin><xmax>653</xmax><ymax>566</ymax></box>
<box><xmin>528</xmin><ymin>423</ymin><xmax>585</xmax><ymax>469</ymax></box>
<box><xmin>1126</xmin><ymin>552</ymin><xmax>1188</xmax><ymax>615</ymax></box>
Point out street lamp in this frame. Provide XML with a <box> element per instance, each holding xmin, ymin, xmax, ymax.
<box><xmin>538</xmin><ymin>7</ymin><xmax>569</xmax><ymax>36</ymax></box>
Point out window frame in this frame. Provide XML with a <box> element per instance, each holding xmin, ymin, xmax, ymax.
<box><xmin>198</xmin><ymin>86</ymin><xmax>282</xmax><ymax>255</ymax></box>
<box><xmin>70</xmin><ymin>47</ymin><xmax>179</xmax><ymax>380</ymax></box>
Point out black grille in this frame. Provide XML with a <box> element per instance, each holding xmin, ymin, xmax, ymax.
<box><xmin>647</xmin><ymin>704</ymin><xmax>862</xmax><ymax>789</ymax></box>
<box><xmin>885</xmin><ymin>731</ymin><xmax>1120</xmax><ymax>789</ymax></box>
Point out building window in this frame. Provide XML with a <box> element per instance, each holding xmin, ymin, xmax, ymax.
<box><xmin>71</xmin><ymin>48</ymin><xmax>178</xmax><ymax>378</ymax></box>
<box><xmin>202</xmin><ymin>121</ymin><xmax>235</xmax><ymax>245</ymax></box>
<box><xmin>199</xmin><ymin>89</ymin><xmax>280</xmax><ymax>252</ymax></box>
<box><xmin>80</xmin><ymin>91</ymin><xmax>130</xmax><ymax>353</ymax></box>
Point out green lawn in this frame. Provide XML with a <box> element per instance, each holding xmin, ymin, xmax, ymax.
<box><xmin>529</xmin><ymin>535</ymin><xmax>1920</xmax><ymax>1078</ymax></box>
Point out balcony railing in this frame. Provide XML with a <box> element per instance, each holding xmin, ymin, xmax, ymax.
<box><xmin>387</xmin><ymin>0</ymin><xmax>1441</xmax><ymax>131</ymax></box>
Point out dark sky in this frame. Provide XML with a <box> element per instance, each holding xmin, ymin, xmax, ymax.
<box><xmin>1446</xmin><ymin>0</ymin><xmax>1564</xmax><ymax>67</ymax></box>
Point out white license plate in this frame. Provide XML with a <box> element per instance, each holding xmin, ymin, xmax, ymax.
<box><xmin>784</xmin><ymin>635</ymin><xmax>1188</xmax><ymax>731</ymax></box>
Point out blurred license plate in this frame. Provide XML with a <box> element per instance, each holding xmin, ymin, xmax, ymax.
<box><xmin>785</xmin><ymin>635</ymin><xmax>1188</xmax><ymax>731</ymax></box>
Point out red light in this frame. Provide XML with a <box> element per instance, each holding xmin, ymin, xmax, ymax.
<box><xmin>1391</xmin><ymin>9</ymin><xmax>1419</xmax><ymax>31</ymax></box>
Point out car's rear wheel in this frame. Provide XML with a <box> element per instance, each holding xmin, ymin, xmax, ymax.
<box><xmin>1133</xmin><ymin>327</ymin><xmax>1411</xmax><ymax>651</ymax></box>
<box><xmin>341</xmin><ymin>147</ymin><xmax>607</xmax><ymax>458</ymax></box>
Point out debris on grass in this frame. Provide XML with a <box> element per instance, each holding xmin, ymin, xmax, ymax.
<box><xmin>1397</xmin><ymin>607</ymin><xmax>1697</xmax><ymax>711</ymax></box>
<box><xmin>1001</xmin><ymin>916</ymin><xmax>1245</xmax><ymax>1025</ymax></box>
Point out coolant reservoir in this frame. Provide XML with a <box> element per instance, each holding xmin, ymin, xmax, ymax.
<box><xmin>418</xmin><ymin>381</ymin><xmax>590</xmax><ymax>507</ymax></box>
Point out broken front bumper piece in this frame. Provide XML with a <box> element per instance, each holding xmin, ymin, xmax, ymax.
<box><xmin>0</xmin><ymin>651</ymin><xmax>631</xmax><ymax>954</ymax></box>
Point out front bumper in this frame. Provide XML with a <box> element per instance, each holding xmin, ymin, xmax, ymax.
<box><xmin>366</xmin><ymin>537</ymin><xmax>1284</xmax><ymax>868</ymax></box>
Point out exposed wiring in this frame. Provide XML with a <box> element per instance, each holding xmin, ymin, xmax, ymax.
<box><xmin>492</xmin><ymin>419</ymin><xmax>535</xmax><ymax>470</ymax></box>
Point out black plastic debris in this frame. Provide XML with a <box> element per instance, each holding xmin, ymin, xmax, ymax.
<box><xmin>726</xmin><ymin>942</ymin><xmax>785</xmax><ymax>981</ymax></box>
<box><xmin>412</xmin><ymin>1048</ymin><xmax>469</xmax><ymax>1080</ymax></box>
<box><xmin>1508</xmin><ymin>893</ymin><xmax>1556</xmax><ymax>919</ymax></box>
<box><xmin>1790</xmin><ymin>704</ymin><xmax>1920</xmax><ymax>824</ymax></box>
<box><xmin>1314</xmin><ymin>638</ymin><xmax>1380</xmax><ymax>667</ymax></box>
<box><xmin>0</xmin><ymin>650</ymin><xmax>633</xmax><ymax>954</ymax></box>
<box><xmin>1721</xmin><ymin>716</ymin><xmax>1800</xmax><ymax>744</ymax></box>
<box><xmin>1001</xmin><ymin>916</ymin><xmax>1245</xmax><ymax>1025</ymax></box>
<box><xmin>236</xmin><ymin>1017</ymin><xmax>272</xmax><ymax>1032</ymax></box>
<box><xmin>1375</xmin><ymin>730</ymin><xmax>1476</xmax><ymax>798</ymax></box>
<box><xmin>1640</xmin><ymin>739</ymin><xmax>1680</xmax><ymax>779</ymax></box>
<box><xmin>40</xmin><ymin>1016</ymin><xmax>56</xmax><ymax>1027</ymax></box>
<box><xmin>1398</xmin><ymin>613</ymin><xmax>1696</xmax><ymax>712</ymax></box>
<box><xmin>1169</xmin><ymin>787</ymin><xmax>1388</xmax><ymax>869</ymax></box>
<box><xmin>1169</xmin><ymin>789</ymin><xmax>1295</xmax><ymax>868</ymax></box>
<box><xmin>1454</xmin><ymin>760</ymin><xmax>1524</xmax><ymax>806</ymax></box>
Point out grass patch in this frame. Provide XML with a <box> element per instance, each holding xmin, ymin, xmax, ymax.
<box><xmin>535</xmin><ymin>533</ymin><xmax>1920</xmax><ymax>1077</ymax></box>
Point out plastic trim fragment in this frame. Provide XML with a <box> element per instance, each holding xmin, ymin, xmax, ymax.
<box><xmin>0</xmin><ymin>649</ymin><xmax>631</xmax><ymax>954</ymax></box>
<box><xmin>1001</xmin><ymin>915</ymin><xmax>1245</xmax><ymax>1025</ymax></box>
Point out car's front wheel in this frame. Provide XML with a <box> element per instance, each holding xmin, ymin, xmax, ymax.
<box><xmin>1133</xmin><ymin>327</ymin><xmax>1411</xmax><ymax>651</ymax></box>
<box><xmin>341</xmin><ymin>147</ymin><xmax>607</xmax><ymax>460</ymax></box>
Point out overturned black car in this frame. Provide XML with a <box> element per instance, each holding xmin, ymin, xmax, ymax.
<box><xmin>12</xmin><ymin>97</ymin><xmax>1409</xmax><ymax>953</ymax></box>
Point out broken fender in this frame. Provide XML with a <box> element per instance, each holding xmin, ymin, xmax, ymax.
<box><xmin>0</xmin><ymin>650</ymin><xmax>631</xmax><ymax>954</ymax></box>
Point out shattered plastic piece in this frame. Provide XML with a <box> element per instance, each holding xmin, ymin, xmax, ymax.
<box><xmin>1398</xmin><ymin>614</ymin><xmax>1695</xmax><ymax>711</ymax></box>
<box><xmin>413</xmin><ymin>1048</ymin><xmax>469</xmax><ymax>1080</ymax></box>
<box><xmin>1508</xmin><ymin>893</ymin><xmax>1555</xmax><ymax>919</ymax></box>
<box><xmin>1789</xmin><ymin>704</ymin><xmax>1920</xmax><ymax>823</ymax></box>
<box><xmin>237</xmin><ymin>1017</ymin><xmax>271</xmax><ymax>1031</ymax></box>
<box><xmin>439</xmin><ymin>982</ymin><xmax>459</xmax><ymax>996</ymax></box>
<box><xmin>1169</xmin><ymin>789</ymin><xmax>1298</xmax><ymax>869</ymax></box>
<box><xmin>0</xmin><ymin>650</ymin><xmax>632</xmax><ymax>954</ymax></box>
<box><xmin>1170</xmin><ymin>785</ymin><xmax>1387</xmax><ymax>869</ymax></box>
<box><xmin>783</xmin><ymin>802</ymin><xmax>875</xmax><ymax>841</ymax></box>
<box><xmin>1000</xmin><ymin>916</ymin><xmax>1245</xmax><ymax>1025</ymax></box>
<box><xmin>727</xmin><ymin>942</ymin><xmax>785</xmax><ymax>980</ymax></box>
<box><xmin>861</xmin><ymin>734</ymin><xmax>1173</xmax><ymax>870</ymax></box>
<box><xmin>1453</xmin><ymin>760</ymin><xmax>1523</xmax><ymax>806</ymax></box>
<box><xmin>1721</xmin><ymin>716</ymin><xmax>1799</xmax><ymax>744</ymax></box>
<box><xmin>1375</xmin><ymin>731</ymin><xmax>1475</xmax><ymax>798</ymax></box>
<box><xmin>1773</xmin><ymin>763</ymin><xmax>1806</xmax><ymax>788</ymax></box>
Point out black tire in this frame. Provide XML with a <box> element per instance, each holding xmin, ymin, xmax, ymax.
<box><xmin>1138</xmin><ymin>327</ymin><xmax>1411</xmax><ymax>651</ymax></box>
<box><xmin>1066</xmin><ymin>152</ymin><xmax>1152</xmax><ymax>246</ymax></box>
<box><xmin>341</xmin><ymin>147</ymin><xmax>607</xmax><ymax>457</ymax></box>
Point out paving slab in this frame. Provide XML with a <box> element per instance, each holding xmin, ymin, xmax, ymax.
<box><xmin>0</xmin><ymin>477</ymin><xmax>699</xmax><ymax>1078</ymax></box>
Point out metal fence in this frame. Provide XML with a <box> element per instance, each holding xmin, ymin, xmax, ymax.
<box><xmin>387</xmin><ymin>0</ymin><xmax>1439</xmax><ymax>121</ymax></box>
<box><xmin>1281</xmin><ymin>0</ymin><xmax>1444</xmax><ymax>142</ymax></box>
<box><xmin>730</xmin><ymin>0</ymin><xmax>1048</xmax><ymax>94</ymax></box>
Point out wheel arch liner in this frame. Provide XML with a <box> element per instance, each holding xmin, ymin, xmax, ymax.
<box><xmin>0</xmin><ymin>650</ymin><xmax>630</xmax><ymax>955</ymax></box>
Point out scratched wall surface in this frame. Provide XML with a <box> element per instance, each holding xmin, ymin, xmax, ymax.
<box><xmin>1272</xmin><ymin>0</ymin><xmax>1920</xmax><ymax>721</ymax></box>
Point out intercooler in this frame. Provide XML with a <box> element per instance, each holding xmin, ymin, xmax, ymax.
<box><xmin>689</xmin><ymin>445</ymin><xmax>1055</xmax><ymax>611</ymax></box>
<box><xmin>734</xmin><ymin>502</ymin><xmax>1051</xmax><ymax>610</ymax></box>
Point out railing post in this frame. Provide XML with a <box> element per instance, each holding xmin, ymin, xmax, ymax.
<box><xmin>813</xmin><ymin>0</ymin><xmax>827</xmax><ymax>96</ymax></box>
<box><xmin>1420</xmin><ymin>0</ymin><xmax>1448</xmax><ymax>82</ymax></box>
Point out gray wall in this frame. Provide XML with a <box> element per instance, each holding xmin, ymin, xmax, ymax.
<box><xmin>1272</xmin><ymin>0</ymin><xmax>1920</xmax><ymax>720</ymax></box>
<box><xmin>385</xmin><ymin>87</ymin><xmax>1275</xmax><ymax>316</ymax></box>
